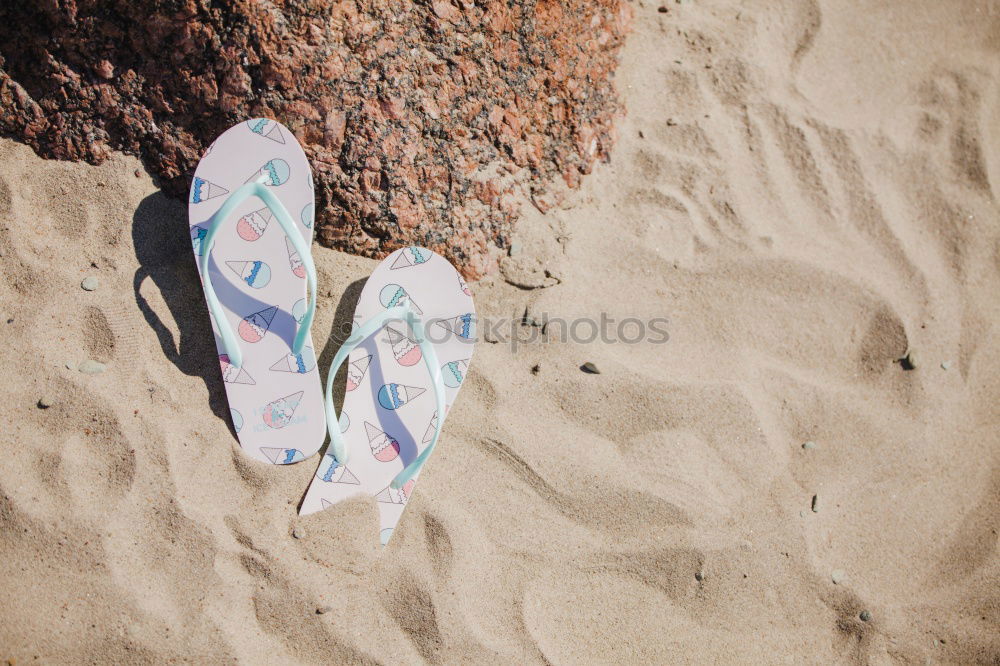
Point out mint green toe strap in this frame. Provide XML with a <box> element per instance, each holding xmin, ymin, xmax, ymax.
<box><xmin>325</xmin><ymin>304</ymin><xmax>446</xmax><ymax>490</ymax></box>
<box><xmin>198</xmin><ymin>179</ymin><xmax>316</xmax><ymax>368</ymax></box>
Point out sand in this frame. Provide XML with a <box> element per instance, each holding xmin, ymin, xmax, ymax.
<box><xmin>2</xmin><ymin>0</ymin><xmax>999</xmax><ymax>663</ymax></box>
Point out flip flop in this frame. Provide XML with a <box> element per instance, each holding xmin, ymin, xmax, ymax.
<box><xmin>188</xmin><ymin>119</ymin><xmax>325</xmax><ymax>465</ymax></box>
<box><xmin>299</xmin><ymin>247</ymin><xmax>476</xmax><ymax>545</ymax></box>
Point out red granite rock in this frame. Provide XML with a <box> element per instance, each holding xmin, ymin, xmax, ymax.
<box><xmin>0</xmin><ymin>0</ymin><xmax>630</xmax><ymax>278</ymax></box>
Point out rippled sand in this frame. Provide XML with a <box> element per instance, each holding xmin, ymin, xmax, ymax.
<box><xmin>1</xmin><ymin>0</ymin><xmax>998</xmax><ymax>662</ymax></box>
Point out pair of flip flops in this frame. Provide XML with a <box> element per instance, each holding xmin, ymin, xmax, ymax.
<box><xmin>188</xmin><ymin>120</ymin><xmax>476</xmax><ymax>545</ymax></box>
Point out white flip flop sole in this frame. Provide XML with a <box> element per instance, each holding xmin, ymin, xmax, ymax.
<box><xmin>299</xmin><ymin>247</ymin><xmax>476</xmax><ymax>545</ymax></box>
<box><xmin>188</xmin><ymin>119</ymin><xmax>325</xmax><ymax>465</ymax></box>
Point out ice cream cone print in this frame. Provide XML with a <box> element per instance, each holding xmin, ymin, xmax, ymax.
<box><xmin>321</xmin><ymin>499</ymin><xmax>333</xmax><ymax>510</ymax></box>
<box><xmin>226</xmin><ymin>260</ymin><xmax>272</xmax><ymax>289</ymax></box>
<box><xmin>422</xmin><ymin>411</ymin><xmax>438</xmax><ymax>444</ymax></box>
<box><xmin>386</xmin><ymin>325</ymin><xmax>422</xmax><ymax>367</ymax></box>
<box><xmin>390</xmin><ymin>246</ymin><xmax>431</xmax><ymax>269</ymax></box>
<box><xmin>365</xmin><ymin>421</ymin><xmax>400</xmax><ymax>462</ymax></box>
<box><xmin>442</xmin><ymin>359</ymin><xmax>470</xmax><ymax>388</ymax></box>
<box><xmin>315</xmin><ymin>454</ymin><xmax>360</xmax><ymax>484</ymax></box>
<box><xmin>269</xmin><ymin>346</ymin><xmax>317</xmax><ymax>374</ymax></box>
<box><xmin>436</xmin><ymin>313</ymin><xmax>475</xmax><ymax>340</ymax></box>
<box><xmin>345</xmin><ymin>355</ymin><xmax>372</xmax><ymax>391</ymax></box>
<box><xmin>286</xmin><ymin>237</ymin><xmax>305</xmax><ymax>278</ymax></box>
<box><xmin>190</xmin><ymin>176</ymin><xmax>228</xmax><ymax>203</ymax></box>
<box><xmin>219</xmin><ymin>354</ymin><xmax>255</xmax><ymax>385</ymax></box>
<box><xmin>262</xmin><ymin>391</ymin><xmax>304</xmax><ymax>429</ymax></box>
<box><xmin>375</xmin><ymin>479</ymin><xmax>415</xmax><ymax>505</ymax></box>
<box><xmin>379</xmin><ymin>528</ymin><xmax>394</xmax><ymax>545</ymax></box>
<box><xmin>458</xmin><ymin>272</ymin><xmax>472</xmax><ymax>296</ymax></box>
<box><xmin>260</xmin><ymin>447</ymin><xmax>305</xmax><ymax>465</ymax></box>
<box><xmin>379</xmin><ymin>283</ymin><xmax>423</xmax><ymax>314</ymax></box>
<box><xmin>246</xmin><ymin>158</ymin><xmax>291</xmax><ymax>187</ymax></box>
<box><xmin>246</xmin><ymin>118</ymin><xmax>285</xmax><ymax>144</ymax></box>
<box><xmin>191</xmin><ymin>225</ymin><xmax>207</xmax><ymax>255</ymax></box>
<box><xmin>230</xmin><ymin>408</ymin><xmax>244</xmax><ymax>433</ymax></box>
<box><xmin>301</xmin><ymin>202</ymin><xmax>315</xmax><ymax>229</ymax></box>
<box><xmin>236</xmin><ymin>207</ymin><xmax>273</xmax><ymax>241</ymax></box>
<box><xmin>377</xmin><ymin>383</ymin><xmax>426</xmax><ymax>410</ymax></box>
<box><xmin>238</xmin><ymin>305</ymin><xmax>278</xmax><ymax>343</ymax></box>
<box><xmin>291</xmin><ymin>298</ymin><xmax>308</xmax><ymax>324</ymax></box>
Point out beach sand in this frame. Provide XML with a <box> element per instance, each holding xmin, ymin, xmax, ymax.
<box><xmin>1</xmin><ymin>0</ymin><xmax>998</xmax><ymax>662</ymax></box>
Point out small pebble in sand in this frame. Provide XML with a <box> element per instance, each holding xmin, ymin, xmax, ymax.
<box><xmin>65</xmin><ymin>361</ymin><xmax>76</xmax><ymax>370</ymax></box>
<box><xmin>316</xmin><ymin>606</ymin><xmax>332</xmax><ymax>615</ymax></box>
<box><xmin>531</xmin><ymin>364</ymin><xmax>541</xmax><ymax>375</ymax></box>
<box><xmin>802</xmin><ymin>440</ymin><xmax>817</xmax><ymax>450</ymax></box>
<box><xmin>37</xmin><ymin>397</ymin><xmax>54</xmax><ymax>409</ymax></box>
<box><xmin>694</xmin><ymin>571</ymin><xmax>704</xmax><ymax>582</ymax></box>
<box><xmin>811</xmin><ymin>494</ymin><xmax>820</xmax><ymax>513</ymax></box>
<box><xmin>831</xmin><ymin>569</ymin><xmax>847</xmax><ymax>585</ymax></box>
<box><xmin>581</xmin><ymin>362</ymin><xmax>600</xmax><ymax>374</ymax></box>
<box><xmin>292</xmin><ymin>527</ymin><xmax>305</xmax><ymax>539</ymax></box>
<box><xmin>859</xmin><ymin>610</ymin><xmax>872</xmax><ymax>622</ymax></box>
<box><xmin>657</xmin><ymin>5</ymin><xmax>668</xmax><ymax>12</ymax></box>
<box><xmin>509</xmin><ymin>241</ymin><xmax>523</xmax><ymax>256</ymax></box>
<box><xmin>900</xmin><ymin>351</ymin><xmax>917</xmax><ymax>370</ymax></box>
<box><xmin>134</xmin><ymin>169</ymin><xmax>141</xmax><ymax>178</ymax></box>
<box><xmin>81</xmin><ymin>276</ymin><xmax>99</xmax><ymax>291</ymax></box>
<box><xmin>79</xmin><ymin>360</ymin><xmax>107</xmax><ymax>375</ymax></box>
<box><xmin>941</xmin><ymin>360</ymin><xmax>952</xmax><ymax>370</ymax></box>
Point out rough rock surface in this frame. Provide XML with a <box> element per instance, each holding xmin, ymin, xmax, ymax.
<box><xmin>0</xmin><ymin>0</ymin><xmax>630</xmax><ymax>277</ymax></box>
